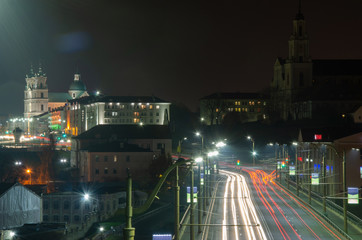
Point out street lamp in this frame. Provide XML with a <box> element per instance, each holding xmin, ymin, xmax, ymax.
<box><xmin>26</xmin><ymin>169</ymin><xmax>32</xmax><ymax>185</ymax></box>
<box><xmin>247</xmin><ymin>136</ymin><xmax>256</xmax><ymax>166</ymax></box>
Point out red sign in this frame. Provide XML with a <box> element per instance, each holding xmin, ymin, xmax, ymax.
<box><xmin>298</xmin><ymin>157</ymin><xmax>303</xmax><ymax>161</ymax></box>
<box><xmin>314</xmin><ymin>134</ymin><xmax>322</xmax><ymax>140</ymax></box>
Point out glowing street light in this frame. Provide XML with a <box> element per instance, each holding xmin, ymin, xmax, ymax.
<box><xmin>247</xmin><ymin>136</ymin><xmax>256</xmax><ymax>166</ymax></box>
<box><xmin>26</xmin><ymin>169</ymin><xmax>32</xmax><ymax>185</ymax></box>
<box><xmin>83</xmin><ymin>193</ymin><xmax>90</xmax><ymax>201</ymax></box>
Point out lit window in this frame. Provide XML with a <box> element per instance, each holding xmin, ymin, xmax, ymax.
<box><xmin>156</xmin><ymin>105</ymin><xmax>160</xmax><ymax>109</ymax></box>
<box><xmin>114</xmin><ymin>155</ymin><xmax>117</xmax><ymax>162</ymax></box>
<box><xmin>149</xmin><ymin>105</ymin><xmax>153</xmax><ymax>109</ymax></box>
<box><xmin>216</xmin><ymin>108</ymin><xmax>219</xmax><ymax>112</ymax></box>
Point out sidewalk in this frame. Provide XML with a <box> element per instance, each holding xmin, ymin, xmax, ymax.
<box><xmin>277</xmin><ymin>178</ymin><xmax>362</xmax><ymax>240</ymax></box>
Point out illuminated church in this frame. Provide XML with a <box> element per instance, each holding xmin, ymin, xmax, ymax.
<box><xmin>24</xmin><ymin>64</ymin><xmax>88</xmax><ymax>119</ymax></box>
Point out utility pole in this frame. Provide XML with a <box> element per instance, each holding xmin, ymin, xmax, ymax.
<box><xmin>308</xmin><ymin>150</ymin><xmax>311</xmax><ymax>205</ymax></box>
<box><xmin>190</xmin><ymin>168</ymin><xmax>195</xmax><ymax>240</ymax></box>
<box><xmin>343</xmin><ymin>151</ymin><xmax>347</xmax><ymax>233</ymax></box>
<box><xmin>198</xmin><ymin>164</ymin><xmax>201</xmax><ymax>233</ymax></box>
<box><xmin>295</xmin><ymin>145</ymin><xmax>299</xmax><ymax>196</ymax></box>
<box><xmin>174</xmin><ymin>166</ymin><xmax>180</xmax><ymax>240</ymax></box>
<box><xmin>123</xmin><ymin>169</ymin><xmax>135</xmax><ymax>240</ymax></box>
<box><xmin>322</xmin><ymin>150</ymin><xmax>326</xmax><ymax>215</ymax></box>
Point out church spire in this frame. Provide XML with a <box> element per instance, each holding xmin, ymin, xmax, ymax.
<box><xmin>295</xmin><ymin>0</ymin><xmax>304</xmax><ymax>20</ymax></box>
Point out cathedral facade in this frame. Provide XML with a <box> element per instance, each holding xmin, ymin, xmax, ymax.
<box><xmin>270</xmin><ymin>7</ymin><xmax>362</xmax><ymax>121</ymax></box>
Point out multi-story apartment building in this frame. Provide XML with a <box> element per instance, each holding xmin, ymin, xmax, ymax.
<box><xmin>200</xmin><ymin>92</ymin><xmax>268</xmax><ymax>125</ymax></box>
<box><xmin>66</xmin><ymin>95</ymin><xmax>171</xmax><ymax>136</ymax></box>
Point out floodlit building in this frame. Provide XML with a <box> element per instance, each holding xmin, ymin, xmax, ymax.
<box><xmin>66</xmin><ymin>95</ymin><xmax>171</xmax><ymax>136</ymax></box>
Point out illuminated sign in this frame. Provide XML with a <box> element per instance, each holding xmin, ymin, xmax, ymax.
<box><xmin>311</xmin><ymin>173</ymin><xmax>319</xmax><ymax>185</ymax></box>
<box><xmin>360</xmin><ymin>167</ymin><xmax>362</xmax><ymax>178</ymax></box>
<box><xmin>348</xmin><ymin>187</ymin><xmax>359</xmax><ymax>204</ymax></box>
<box><xmin>314</xmin><ymin>134</ymin><xmax>322</xmax><ymax>140</ymax></box>
<box><xmin>201</xmin><ymin>173</ymin><xmax>204</xmax><ymax>185</ymax></box>
<box><xmin>289</xmin><ymin>166</ymin><xmax>295</xmax><ymax>176</ymax></box>
<box><xmin>277</xmin><ymin>161</ymin><xmax>281</xmax><ymax>169</ymax></box>
<box><xmin>153</xmin><ymin>234</ymin><xmax>172</xmax><ymax>240</ymax></box>
<box><xmin>187</xmin><ymin>187</ymin><xmax>198</xmax><ymax>203</ymax></box>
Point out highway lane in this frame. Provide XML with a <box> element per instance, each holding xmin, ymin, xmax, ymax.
<box><xmin>196</xmin><ymin>169</ymin><xmax>268</xmax><ymax>240</ymax></box>
<box><xmin>242</xmin><ymin>167</ymin><xmax>348</xmax><ymax>240</ymax></box>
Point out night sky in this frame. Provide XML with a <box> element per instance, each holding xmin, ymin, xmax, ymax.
<box><xmin>1</xmin><ymin>0</ymin><xmax>362</xmax><ymax>116</ymax></box>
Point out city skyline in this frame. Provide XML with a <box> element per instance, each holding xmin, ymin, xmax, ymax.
<box><xmin>1</xmin><ymin>0</ymin><xmax>362</xmax><ymax>116</ymax></box>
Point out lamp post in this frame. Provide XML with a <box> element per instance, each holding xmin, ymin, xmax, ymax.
<box><xmin>26</xmin><ymin>169</ymin><xmax>32</xmax><ymax>185</ymax></box>
<box><xmin>292</xmin><ymin>142</ymin><xmax>300</xmax><ymax>196</ymax></box>
<box><xmin>196</xmin><ymin>132</ymin><xmax>206</xmax><ymax>215</ymax></box>
<box><xmin>195</xmin><ymin>157</ymin><xmax>203</xmax><ymax>234</ymax></box>
<box><xmin>247</xmin><ymin>136</ymin><xmax>255</xmax><ymax>166</ymax></box>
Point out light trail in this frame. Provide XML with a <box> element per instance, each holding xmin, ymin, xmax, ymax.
<box><xmin>221</xmin><ymin>169</ymin><xmax>267</xmax><ymax>240</ymax></box>
<box><xmin>243</xmin><ymin>168</ymin><xmax>343</xmax><ymax>240</ymax></box>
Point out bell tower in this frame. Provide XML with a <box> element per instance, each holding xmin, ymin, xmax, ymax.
<box><xmin>24</xmin><ymin>64</ymin><xmax>49</xmax><ymax>118</ymax></box>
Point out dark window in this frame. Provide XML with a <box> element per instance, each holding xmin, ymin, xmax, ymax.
<box><xmin>43</xmin><ymin>215</ymin><xmax>49</xmax><ymax>221</ymax></box>
<box><xmin>74</xmin><ymin>215</ymin><xmax>80</xmax><ymax>222</ymax></box>
<box><xmin>53</xmin><ymin>200</ymin><xmax>59</xmax><ymax>209</ymax></box>
<box><xmin>74</xmin><ymin>201</ymin><xmax>80</xmax><ymax>210</ymax></box>
<box><xmin>53</xmin><ymin>215</ymin><xmax>59</xmax><ymax>222</ymax></box>
<box><xmin>299</xmin><ymin>72</ymin><xmax>304</xmax><ymax>87</ymax></box>
<box><xmin>104</xmin><ymin>156</ymin><xmax>108</xmax><ymax>162</ymax></box>
<box><xmin>100</xmin><ymin>202</ymin><xmax>104</xmax><ymax>211</ymax></box>
<box><xmin>95</xmin><ymin>155</ymin><xmax>99</xmax><ymax>162</ymax></box>
<box><xmin>113</xmin><ymin>169</ymin><xmax>117</xmax><ymax>174</ymax></box>
<box><xmin>119</xmin><ymin>197</ymin><xmax>126</xmax><ymax>205</ymax></box>
<box><xmin>299</xmin><ymin>56</ymin><xmax>303</xmax><ymax>62</ymax></box>
<box><xmin>43</xmin><ymin>201</ymin><xmax>49</xmax><ymax>210</ymax></box>
<box><xmin>95</xmin><ymin>169</ymin><xmax>99</xmax><ymax>174</ymax></box>
<box><xmin>157</xmin><ymin>143</ymin><xmax>165</xmax><ymax>149</ymax></box>
<box><xmin>41</xmin><ymin>92</ymin><xmax>44</xmax><ymax>98</ymax></box>
<box><xmin>299</xmin><ymin>25</ymin><xmax>302</xmax><ymax>36</ymax></box>
<box><xmin>85</xmin><ymin>203</ymin><xmax>90</xmax><ymax>210</ymax></box>
<box><xmin>64</xmin><ymin>200</ymin><xmax>70</xmax><ymax>210</ymax></box>
<box><xmin>126</xmin><ymin>156</ymin><xmax>130</xmax><ymax>162</ymax></box>
<box><xmin>41</xmin><ymin>104</ymin><xmax>44</xmax><ymax>111</ymax></box>
<box><xmin>104</xmin><ymin>168</ymin><xmax>108</xmax><ymax>174</ymax></box>
<box><xmin>64</xmin><ymin>215</ymin><xmax>69</xmax><ymax>222</ymax></box>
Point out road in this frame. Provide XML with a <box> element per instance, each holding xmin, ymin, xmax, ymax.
<box><xmin>190</xmin><ymin>164</ymin><xmax>348</xmax><ymax>240</ymax></box>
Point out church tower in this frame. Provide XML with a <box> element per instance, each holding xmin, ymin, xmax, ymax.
<box><xmin>271</xmin><ymin>0</ymin><xmax>313</xmax><ymax>120</ymax></box>
<box><xmin>24</xmin><ymin>64</ymin><xmax>48</xmax><ymax>118</ymax></box>
<box><xmin>68</xmin><ymin>73</ymin><xmax>87</xmax><ymax>99</ymax></box>
<box><xmin>284</xmin><ymin>0</ymin><xmax>313</xmax><ymax>92</ymax></box>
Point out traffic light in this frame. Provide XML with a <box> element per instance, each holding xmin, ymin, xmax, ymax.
<box><xmin>236</xmin><ymin>160</ymin><xmax>240</xmax><ymax>166</ymax></box>
<box><xmin>281</xmin><ymin>161</ymin><xmax>285</xmax><ymax>168</ymax></box>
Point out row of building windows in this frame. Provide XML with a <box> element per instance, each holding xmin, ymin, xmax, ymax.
<box><xmin>104</xmin><ymin>111</ymin><xmax>160</xmax><ymax>117</ymax></box>
<box><xmin>95</xmin><ymin>168</ymin><xmax>119</xmax><ymax>174</ymax></box>
<box><xmin>43</xmin><ymin>200</ymin><xmax>90</xmax><ymax>210</ymax></box>
<box><xmin>104</xmin><ymin>103</ymin><xmax>160</xmax><ymax>110</ymax></box>
<box><xmin>95</xmin><ymin>155</ymin><xmax>131</xmax><ymax>162</ymax></box>
<box><xmin>234</xmin><ymin>101</ymin><xmax>265</xmax><ymax>106</ymax></box>
<box><xmin>104</xmin><ymin>118</ymin><xmax>160</xmax><ymax>124</ymax></box>
<box><xmin>225</xmin><ymin>108</ymin><xmax>261</xmax><ymax>113</ymax></box>
<box><xmin>43</xmin><ymin>214</ymin><xmax>86</xmax><ymax>222</ymax></box>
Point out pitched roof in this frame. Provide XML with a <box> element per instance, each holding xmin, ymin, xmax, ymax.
<box><xmin>313</xmin><ymin>59</ymin><xmax>362</xmax><ymax>76</ymax></box>
<box><xmin>82</xmin><ymin>141</ymin><xmax>152</xmax><ymax>152</ymax></box>
<box><xmin>68</xmin><ymin>95</ymin><xmax>170</xmax><ymax>104</ymax></box>
<box><xmin>74</xmin><ymin>124</ymin><xmax>172</xmax><ymax>140</ymax></box>
<box><xmin>48</xmin><ymin>92</ymin><xmax>71</xmax><ymax>102</ymax></box>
